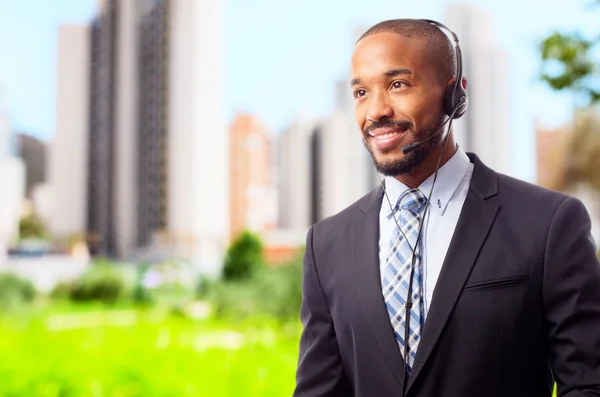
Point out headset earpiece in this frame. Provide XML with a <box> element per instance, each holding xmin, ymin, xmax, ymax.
<box><xmin>422</xmin><ymin>18</ymin><xmax>469</xmax><ymax>119</ymax></box>
<box><xmin>445</xmin><ymin>82</ymin><xmax>468</xmax><ymax>119</ymax></box>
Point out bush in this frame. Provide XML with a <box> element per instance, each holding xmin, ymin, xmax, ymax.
<box><xmin>69</xmin><ymin>262</ymin><xmax>126</xmax><ymax>305</ymax></box>
<box><xmin>18</xmin><ymin>214</ymin><xmax>47</xmax><ymax>240</ymax></box>
<box><xmin>208</xmin><ymin>251</ymin><xmax>304</xmax><ymax>322</ymax></box>
<box><xmin>0</xmin><ymin>272</ymin><xmax>36</xmax><ymax>311</ymax></box>
<box><xmin>222</xmin><ymin>230</ymin><xmax>265</xmax><ymax>281</ymax></box>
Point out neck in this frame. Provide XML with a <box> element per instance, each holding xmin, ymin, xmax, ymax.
<box><xmin>394</xmin><ymin>133</ymin><xmax>458</xmax><ymax>189</ymax></box>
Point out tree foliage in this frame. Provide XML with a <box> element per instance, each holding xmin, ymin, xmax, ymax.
<box><xmin>560</xmin><ymin>108</ymin><xmax>600</xmax><ymax>191</ymax></box>
<box><xmin>222</xmin><ymin>230</ymin><xmax>265</xmax><ymax>281</ymax></box>
<box><xmin>18</xmin><ymin>214</ymin><xmax>47</xmax><ymax>240</ymax></box>
<box><xmin>538</xmin><ymin>1</ymin><xmax>600</xmax><ymax>106</ymax></box>
<box><xmin>539</xmin><ymin>1</ymin><xmax>600</xmax><ymax>196</ymax></box>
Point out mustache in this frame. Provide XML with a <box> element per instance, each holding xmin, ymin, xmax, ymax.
<box><xmin>364</xmin><ymin>119</ymin><xmax>413</xmax><ymax>136</ymax></box>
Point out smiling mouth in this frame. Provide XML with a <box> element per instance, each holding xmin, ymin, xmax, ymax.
<box><xmin>372</xmin><ymin>132</ymin><xmax>400</xmax><ymax>140</ymax></box>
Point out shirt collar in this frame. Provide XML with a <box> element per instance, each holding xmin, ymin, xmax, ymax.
<box><xmin>383</xmin><ymin>146</ymin><xmax>471</xmax><ymax>217</ymax></box>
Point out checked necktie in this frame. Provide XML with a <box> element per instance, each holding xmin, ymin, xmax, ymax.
<box><xmin>382</xmin><ymin>188</ymin><xmax>427</xmax><ymax>373</ymax></box>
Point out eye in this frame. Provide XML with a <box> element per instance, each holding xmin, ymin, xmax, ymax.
<box><xmin>353</xmin><ymin>89</ymin><xmax>367</xmax><ymax>99</ymax></box>
<box><xmin>391</xmin><ymin>81</ymin><xmax>408</xmax><ymax>90</ymax></box>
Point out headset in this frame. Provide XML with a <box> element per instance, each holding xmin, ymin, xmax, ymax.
<box><xmin>377</xmin><ymin>19</ymin><xmax>469</xmax><ymax>396</ymax></box>
<box><xmin>400</xmin><ymin>19</ymin><xmax>469</xmax><ymax>155</ymax></box>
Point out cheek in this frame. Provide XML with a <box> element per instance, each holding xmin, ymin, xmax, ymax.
<box><xmin>393</xmin><ymin>95</ymin><xmax>436</xmax><ymax>125</ymax></box>
<box><xmin>354</xmin><ymin>103</ymin><xmax>367</xmax><ymax>131</ymax></box>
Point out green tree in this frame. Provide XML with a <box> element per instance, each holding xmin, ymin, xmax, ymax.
<box><xmin>222</xmin><ymin>230</ymin><xmax>265</xmax><ymax>281</ymax></box>
<box><xmin>538</xmin><ymin>1</ymin><xmax>600</xmax><ymax>106</ymax></box>
<box><xmin>18</xmin><ymin>214</ymin><xmax>47</xmax><ymax>240</ymax></box>
<box><xmin>538</xmin><ymin>1</ymin><xmax>600</xmax><ymax>195</ymax></box>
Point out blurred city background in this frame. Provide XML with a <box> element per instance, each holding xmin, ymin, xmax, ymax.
<box><xmin>0</xmin><ymin>0</ymin><xmax>599</xmax><ymax>395</ymax></box>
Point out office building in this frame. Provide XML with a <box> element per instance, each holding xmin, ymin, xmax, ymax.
<box><xmin>114</xmin><ymin>0</ymin><xmax>141</xmax><ymax>259</ymax></box>
<box><xmin>277</xmin><ymin>114</ymin><xmax>314</xmax><ymax>229</ymax></box>
<box><xmin>16</xmin><ymin>133</ymin><xmax>47</xmax><ymax>198</ymax></box>
<box><xmin>229</xmin><ymin>114</ymin><xmax>275</xmax><ymax>241</ymax></box>
<box><xmin>66</xmin><ymin>0</ymin><xmax>228</xmax><ymax>275</ymax></box>
<box><xmin>87</xmin><ymin>1</ymin><xmax>117</xmax><ymax>256</ymax></box>
<box><xmin>50</xmin><ymin>24</ymin><xmax>90</xmax><ymax>242</ymax></box>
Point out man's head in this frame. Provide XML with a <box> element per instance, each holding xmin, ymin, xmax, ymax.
<box><xmin>351</xmin><ymin>19</ymin><xmax>464</xmax><ymax>177</ymax></box>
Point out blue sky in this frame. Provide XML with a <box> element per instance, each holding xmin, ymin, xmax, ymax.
<box><xmin>0</xmin><ymin>0</ymin><xmax>598</xmax><ymax>182</ymax></box>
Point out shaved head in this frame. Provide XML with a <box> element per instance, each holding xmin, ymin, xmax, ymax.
<box><xmin>357</xmin><ymin>19</ymin><xmax>457</xmax><ymax>85</ymax></box>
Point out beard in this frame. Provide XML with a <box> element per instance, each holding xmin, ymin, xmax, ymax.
<box><xmin>362</xmin><ymin>111</ymin><xmax>447</xmax><ymax>177</ymax></box>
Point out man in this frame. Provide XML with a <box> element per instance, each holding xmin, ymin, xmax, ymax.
<box><xmin>293</xmin><ymin>18</ymin><xmax>600</xmax><ymax>397</ymax></box>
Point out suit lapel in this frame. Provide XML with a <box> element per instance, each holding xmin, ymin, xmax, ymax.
<box><xmin>406</xmin><ymin>153</ymin><xmax>500</xmax><ymax>394</ymax></box>
<box><xmin>353</xmin><ymin>186</ymin><xmax>406</xmax><ymax>388</ymax></box>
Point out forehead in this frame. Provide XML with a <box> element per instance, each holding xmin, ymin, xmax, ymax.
<box><xmin>351</xmin><ymin>32</ymin><xmax>433</xmax><ymax>80</ymax></box>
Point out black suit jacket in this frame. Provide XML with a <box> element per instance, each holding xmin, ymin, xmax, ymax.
<box><xmin>293</xmin><ymin>153</ymin><xmax>600</xmax><ymax>397</ymax></box>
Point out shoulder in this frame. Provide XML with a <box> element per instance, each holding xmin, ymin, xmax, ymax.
<box><xmin>496</xmin><ymin>172</ymin><xmax>569</xmax><ymax>208</ymax></box>
<box><xmin>487</xmin><ymin>167</ymin><xmax>592</xmax><ymax>240</ymax></box>
<box><xmin>469</xmin><ymin>151</ymin><xmax>571</xmax><ymax>217</ymax></box>
<box><xmin>309</xmin><ymin>186</ymin><xmax>380</xmax><ymax>248</ymax></box>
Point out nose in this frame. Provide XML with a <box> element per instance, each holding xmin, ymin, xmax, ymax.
<box><xmin>366</xmin><ymin>91</ymin><xmax>393</xmax><ymax>122</ymax></box>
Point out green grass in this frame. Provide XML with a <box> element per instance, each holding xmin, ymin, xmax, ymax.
<box><xmin>0</xmin><ymin>303</ymin><xmax>561</xmax><ymax>397</ymax></box>
<box><xmin>0</xmin><ymin>305</ymin><xmax>301</xmax><ymax>397</ymax></box>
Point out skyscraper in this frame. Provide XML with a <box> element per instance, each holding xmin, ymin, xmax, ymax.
<box><xmin>277</xmin><ymin>114</ymin><xmax>315</xmax><ymax>229</ymax></box>
<box><xmin>82</xmin><ymin>0</ymin><xmax>228</xmax><ymax>274</ymax></box>
<box><xmin>87</xmin><ymin>1</ymin><xmax>117</xmax><ymax>256</ymax></box>
<box><xmin>114</xmin><ymin>0</ymin><xmax>141</xmax><ymax>259</ymax></box>
<box><xmin>165</xmin><ymin>0</ymin><xmax>228</xmax><ymax>276</ymax></box>
<box><xmin>50</xmin><ymin>24</ymin><xmax>90</xmax><ymax>243</ymax></box>
<box><xmin>16</xmin><ymin>133</ymin><xmax>47</xmax><ymax>199</ymax></box>
<box><xmin>444</xmin><ymin>3</ymin><xmax>513</xmax><ymax>176</ymax></box>
<box><xmin>229</xmin><ymin>114</ymin><xmax>275</xmax><ymax>241</ymax></box>
<box><xmin>312</xmin><ymin>111</ymin><xmax>374</xmax><ymax>220</ymax></box>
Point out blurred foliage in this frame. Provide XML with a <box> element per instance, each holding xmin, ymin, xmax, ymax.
<box><xmin>203</xmin><ymin>249</ymin><xmax>304</xmax><ymax>323</ymax></box>
<box><xmin>18</xmin><ymin>214</ymin><xmax>48</xmax><ymax>240</ymax></box>
<box><xmin>55</xmin><ymin>261</ymin><xmax>127</xmax><ymax>305</ymax></box>
<box><xmin>538</xmin><ymin>1</ymin><xmax>600</xmax><ymax>105</ymax></box>
<box><xmin>222</xmin><ymin>230</ymin><xmax>265</xmax><ymax>281</ymax></box>
<box><xmin>0</xmin><ymin>308</ymin><xmax>300</xmax><ymax>397</ymax></box>
<box><xmin>0</xmin><ymin>272</ymin><xmax>36</xmax><ymax>311</ymax></box>
<box><xmin>559</xmin><ymin>108</ymin><xmax>600</xmax><ymax>191</ymax></box>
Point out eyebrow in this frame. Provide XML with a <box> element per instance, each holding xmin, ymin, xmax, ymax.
<box><xmin>351</xmin><ymin>68</ymin><xmax>413</xmax><ymax>86</ymax></box>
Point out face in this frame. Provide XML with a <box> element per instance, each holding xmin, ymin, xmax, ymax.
<box><xmin>351</xmin><ymin>32</ymin><xmax>448</xmax><ymax>176</ymax></box>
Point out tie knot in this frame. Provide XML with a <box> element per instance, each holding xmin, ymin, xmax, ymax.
<box><xmin>399</xmin><ymin>188</ymin><xmax>427</xmax><ymax>215</ymax></box>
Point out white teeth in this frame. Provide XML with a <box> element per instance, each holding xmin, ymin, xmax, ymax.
<box><xmin>374</xmin><ymin>132</ymin><xmax>399</xmax><ymax>139</ymax></box>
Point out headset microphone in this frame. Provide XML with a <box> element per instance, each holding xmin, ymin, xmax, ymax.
<box><xmin>401</xmin><ymin>98</ymin><xmax>463</xmax><ymax>155</ymax></box>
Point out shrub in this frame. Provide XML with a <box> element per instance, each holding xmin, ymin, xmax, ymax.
<box><xmin>69</xmin><ymin>261</ymin><xmax>126</xmax><ymax>305</ymax></box>
<box><xmin>208</xmin><ymin>250</ymin><xmax>304</xmax><ymax>322</ymax></box>
<box><xmin>18</xmin><ymin>214</ymin><xmax>47</xmax><ymax>240</ymax></box>
<box><xmin>222</xmin><ymin>230</ymin><xmax>265</xmax><ymax>281</ymax></box>
<box><xmin>0</xmin><ymin>272</ymin><xmax>36</xmax><ymax>311</ymax></box>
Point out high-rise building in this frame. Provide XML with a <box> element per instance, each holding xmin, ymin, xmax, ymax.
<box><xmin>164</xmin><ymin>0</ymin><xmax>228</xmax><ymax>276</ymax></box>
<box><xmin>444</xmin><ymin>3</ymin><xmax>512</xmax><ymax>176</ymax></box>
<box><xmin>16</xmin><ymin>133</ymin><xmax>47</xmax><ymax>198</ymax></box>
<box><xmin>87</xmin><ymin>1</ymin><xmax>117</xmax><ymax>257</ymax></box>
<box><xmin>311</xmin><ymin>111</ymin><xmax>375</xmax><ymax>220</ymax></box>
<box><xmin>277</xmin><ymin>114</ymin><xmax>315</xmax><ymax>229</ymax></box>
<box><xmin>50</xmin><ymin>24</ymin><xmax>90</xmax><ymax>242</ymax></box>
<box><xmin>229</xmin><ymin>114</ymin><xmax>275</xmax><ymax>241</ymax></box>
<box><xmin>114</xmin><ymin>0</ymin><xmax>142</xmax><ymax>259</ymax></box>
<box><xmin>137</xmin><ymin>0</ymin><xmax>169</xmax><ymax>250</ymax></box>
<box><xmin>79</xmin><ymin>0</ymin><xmax>228</xmax><ymax>275</ymax></box>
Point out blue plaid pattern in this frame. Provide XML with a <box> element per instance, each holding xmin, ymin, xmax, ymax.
<box><xmin>382</xmin><ymin>188</ymin><xmax>427</xmax><ymax>373</ymax></box>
